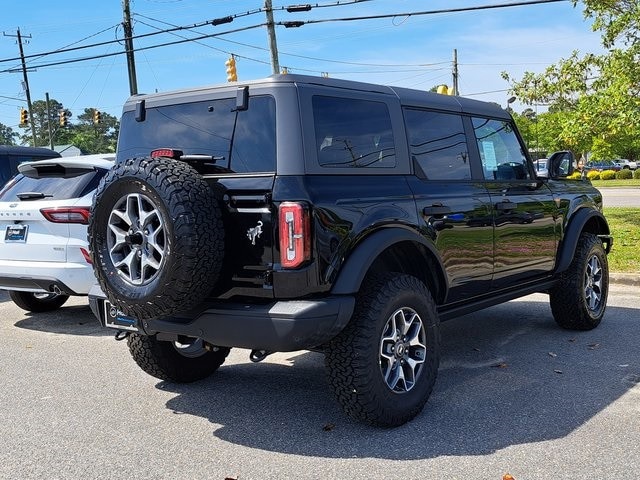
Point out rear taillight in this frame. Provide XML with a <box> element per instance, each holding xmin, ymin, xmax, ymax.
<box><xmin>279</xmin><ymin>202</ymin><xmax>311</xmax><ymax>269</ymax></box>
<box><xmin>40</xmin><ymin>207</ymin><xmax>91</xmax><ymax>225</ymax></box>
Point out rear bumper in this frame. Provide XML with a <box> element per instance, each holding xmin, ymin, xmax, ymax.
<box><xmin>89</xmin><ymin>287</ymin><xmax>355</xmax><ymax>352</ymax></box>
<box><xmin>0</xmin><ymin>261</ymin><xmax>95</xmax><ymax>295</ymax></box>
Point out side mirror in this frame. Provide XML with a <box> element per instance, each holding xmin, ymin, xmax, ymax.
<box><xmin>547</xmin><ymin>151</ymin><xmax>575</xmax><ymax>179</ymax></box>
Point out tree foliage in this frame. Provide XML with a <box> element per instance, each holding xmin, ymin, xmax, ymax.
<box><xmin>502</xmin><ymin>1</ymin><xmax>640</xmax><ymax>161</ymax></box>
<box><xmin>17</xmin><ymin>98</ymin><xmax>119</xmax><ymax>154</ymax></box>
<box><xmin>0</xmin><ymin>123</ymin><xmax>18</xmax><ymax>145</ymax></box>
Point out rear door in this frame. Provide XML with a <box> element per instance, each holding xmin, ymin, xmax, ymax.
<box><xmin>404</xmin><ymin>108</ymin><xmax>494</xmax><ymax>302</ymax></box>
<box><xmin>116</xmin><ymin>92</ymin><xmax>279</xmax><ymax>299</ymax></box>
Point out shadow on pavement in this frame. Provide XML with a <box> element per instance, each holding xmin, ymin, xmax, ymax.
<box><xmin>160</xmin><ymin>297</ymin><xmax>640</xmax><ymax>459</ymax></box>
<box><xmin>13</xmin><ymin>302</ymin><xmax>112</xmax><ymax>337</ymax></box>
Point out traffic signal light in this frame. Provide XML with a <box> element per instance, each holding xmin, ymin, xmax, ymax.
<box><xmin>59</xmin><ymin>110</ymin><xmax>68</xmax><ymax>127</ymax></box>
<box><xmin>437</xmin><ymin>85</ymin><xmax>452</xmax><ymax>95</ymax></box>
<box><xmin>93</xmin><ymin>109</ymin><xmax>102</xmax><ymax>124</ymax></box>
<box><xmin>225</xmin><ymin>56</ymin><xmax>237</xmax><ymax>82</ymax></box>
<box><xmin>19</xmin><ymin>108</ymin><xmax>28</xmax><ymax>126</ymax></box>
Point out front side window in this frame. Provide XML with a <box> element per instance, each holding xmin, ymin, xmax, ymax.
<box><xmin>117</xmin><ymin>95</ymin><xmax>276</xmax><ymax>173</ymax></box>
<box><xmin>404</xmin><ymin>108</ymin><xmax>471</xmax><ymax>180</ymax></box>
<box><xmin>472</xmin><ymin>117</ymin><xmax>530</xmax><ymax>181</ymax></box>
<box><xmin>313</xmin><ymin>96</ymin><xmax>396</xmax><ymax>168</ymax></box>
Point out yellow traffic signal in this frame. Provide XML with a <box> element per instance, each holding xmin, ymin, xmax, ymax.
<box><xmin>19</xmin><ymin>108</ymin><xmax>28</xmax><ymax>126</ymax></box>
<box><xmin>93</xmin><ymin>109</ymin><xmax>102</xmax><ymax>124</ymax></box>
<box><xmin>225</xmin><ymin>56</ymin><xmax>237</xmax><ymax>82</ymax></box>
<box><xmin>59</xmin><ymin>110</ymin><xmax>68</xmax><ymax>127</ymax></box>
<box><xmin>437</xmin><ymin>85</ymin><xmax>452</xmax><ymax>95</ymax></box>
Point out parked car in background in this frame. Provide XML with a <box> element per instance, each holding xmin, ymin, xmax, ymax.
<box><xmin>0</xmin><ymin>154</ymin><xmax>115</xmax><ymax>311</ymax></box>
<box><xmin>614</xmin><ymin>159</ymin><xmax>637</xmax><ymax>170</ymax></box>
<box><xmin>533</xmin><ymin>158</ymin><xmax>548</xmax><ymax>177</ymax></box>
<box><xmin>585</xmin><ymin>159</ymin><xmax>621</xmax><ymax>172</ymax></box>
<box><xmin>0</xmin><ymin>145</ymin><xmax>61</xmax><ymax>188</ymax></box>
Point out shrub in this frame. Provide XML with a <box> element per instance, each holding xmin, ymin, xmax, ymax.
<box><xmin>587</xmin><ymin>170</ymin><xmax>601</xmax><ymax>181</ymax></box>
<box><xmin>568</xmin><ymin>171</ymin><xmax>582</xmax><ymax>180</ymax></box>
<box><xmin>634</xmin><ymin>169</ymin><xmax>640</xmax><ymax>179</ymax></box>
<box><xmin>616</xmin><ymin>169</ymin><xmax>633</xmax><ymax>180</ymax></box>
<box><xmin>600</xmin><ymin>169</ymin><xmax>617</xmax><ymax>180</ymax></box>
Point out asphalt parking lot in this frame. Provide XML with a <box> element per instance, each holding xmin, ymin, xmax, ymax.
<box><xmin>1</xmin><ymin>285</ymin><xmax>638</xmax><ymax>480</ymax></box>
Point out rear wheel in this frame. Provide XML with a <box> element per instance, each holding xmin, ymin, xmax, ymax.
<box><xmin>550</xmin><ymin>232</ymin><xmax>609</xmax><ymax>330</ymax></box>
<box><xmin>9</xmin><ymin>291</ymin><xmax>70</xmax><ymax>312</ymax></box>
<box><xmin>127</xmin><ymin>334</ymin><xmax>230</xmax><ymax>383</ymax></box>
<box><xmin>325</xmin><ymin>273</ymin><xmax>441</xmax><ymax>427</ymax></box>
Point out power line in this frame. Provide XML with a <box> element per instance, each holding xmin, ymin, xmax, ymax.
<box><xmin>278</xmin><ymin>0</ymin><xmax>570</xmax><ymax>27</ymax></box>
<box><xmin>0</xmin><ymin>17</ymin><xmax>249</xmax><ymax>65</ymax></box>
<box><xmin>0</xmin><ymin>23</ymin><xmax>266</xmax><ymax>73</ymax></box>
<box><xmin>135</xmin><ymin>12</ymin><xmax>452</xmax><ymax>70</ymax></box>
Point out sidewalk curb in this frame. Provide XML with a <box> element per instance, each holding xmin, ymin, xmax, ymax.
<box><xmin>610</xmin><ymin>272</ymin><xmax>640</xmax><ymax>287</ymax></box>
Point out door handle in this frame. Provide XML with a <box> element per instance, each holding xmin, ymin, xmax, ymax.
<box><xmin>423</xmin><ymin>205</ymin><xmax>452</xmax><ymax>216</ymax></box>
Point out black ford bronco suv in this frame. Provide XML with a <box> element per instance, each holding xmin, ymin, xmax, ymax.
<box><xmin>88</xmin><ymin>74</ymin><xmax>612</xmax><ymax>427</ymax></box>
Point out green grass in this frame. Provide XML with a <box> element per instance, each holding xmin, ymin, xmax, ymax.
<box><xmin>603</xmin><ymin>207</ymin><xmax>640</xmax><ymax>273</ymax></box>
<box><xmin>592</xmin><ymin>178</ymin><xmax>640</xmax><ymax>188</ymax></box>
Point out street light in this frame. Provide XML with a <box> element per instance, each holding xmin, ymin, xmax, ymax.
<box><xmin>506</xmin><ymin>96</ymin><xmax>516</xmax><ymax>112</ymax></box>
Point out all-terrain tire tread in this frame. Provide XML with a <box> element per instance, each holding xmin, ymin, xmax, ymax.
<box><xmin>549</xmin><ymin>232</ymin><xmax>608</xmax><ymax>330</ymax></box>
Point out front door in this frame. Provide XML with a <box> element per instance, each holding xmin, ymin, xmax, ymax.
<box><xmin>471</xmin><ymin>117</ymin><xmax>557</xmax><ymax>289</ymax></box>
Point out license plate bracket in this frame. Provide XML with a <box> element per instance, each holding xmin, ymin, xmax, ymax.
<box><xmin>5</xmin><ymin>224</ymin><xmax>28</xmax><ymax>243</ymax></box>
<box><xmin>103</xmin><ymin>301</ymin><xmax>139</xmax><ymax>332</ymax></box>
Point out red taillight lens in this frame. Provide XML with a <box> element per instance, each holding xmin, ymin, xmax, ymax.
<box><xmin>40</xmin><ymin>207</ymin><xmax>91</xmax><ymax>225</ymax></box>
<box><xmin>279</xmin><ymin>202</ymin><xmax>311</xmax><ymax>268</ymax></box>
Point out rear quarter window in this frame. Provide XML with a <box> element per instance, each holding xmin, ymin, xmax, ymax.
<box><xmin>313</xmin><ymin>96</ymin><xmax>396</xmax><ymax>169</ymax></box>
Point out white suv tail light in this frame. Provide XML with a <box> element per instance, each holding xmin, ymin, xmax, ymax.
<box><xmin>40</xmin><ymin>207</ymin><xmax>91</xmax><ymax>225</ymax></box>
<box><xmin>279</xmin><ymin>202</ymin><xmax>310</xmax><ymax>268</ymax></box>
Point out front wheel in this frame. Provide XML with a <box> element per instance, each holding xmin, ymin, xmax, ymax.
<box><xmin>550</xmin><ymin>232</ymin><xmax>609</xmax><ymax>330</ymax></box>
<box><xmin>127</xmin><ymin>334</ymin><xmax>230</xmax><ymax>383</ymax></box>
<box><xmin>9</xmin><ymin>291</ymin><xmax>70</xmax><ymax>312</ymax></box>
<box><xmin>325</xmin><ymin>274</ymin><xmax>441</xmax><ymax>427</ymax></box>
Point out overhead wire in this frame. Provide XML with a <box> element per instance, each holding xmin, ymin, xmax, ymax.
<box><xmin>277</xmin><ymin>0</ymin><xmax>569</xmax><ymax>27</ymax></box>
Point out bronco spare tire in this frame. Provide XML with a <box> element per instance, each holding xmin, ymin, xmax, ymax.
<box><xmin>88</xmin><ymin>156</ymin><xmax>224</xmax><ymax>320</ymax></box>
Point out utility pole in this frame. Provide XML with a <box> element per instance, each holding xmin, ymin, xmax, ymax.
<box><xmin>122</xmin><ymin>0</ymin><xmax>138</xmax><ymax>95</ymax></box>
<box><xmin>45</xmin><ymin>92</ymin><xmax>54</xmax><ymax>150</ymax></box>
<box><xmin>4</xmin><ymin>29</ymin><xmax>37</xmax><ymax>145</ymax></box>
<box><xmin>452</xmin><ymin>49</ymin><xmax>459</xmax><ymax>96</ymax></box>
<box><xmin>264</xmin><ymin>0</ymin><xmax>280</xmax><ymax>74</ymax></box>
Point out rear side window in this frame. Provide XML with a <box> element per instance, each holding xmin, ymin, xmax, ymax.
<box><xmin>404</xmin><ymin>108</ymin><xmax>471</xmax><ymax>180</ymax></box>
<box><xmin>116</xmin><ymin>95</ymin><xmax>276</xmax><ymax>174</ymax></box>
<box><xmin>313</xmin><ymin>96</ymin><xmax>396</xmax><ymax>169</ymax></box>
<box><xmin>0</xmin><ymin>170</ymin><xmax>105</xmax><ymax>201</ymax></box>
<box><xmin>472</xmin><ymin>117</ymin><xmax>531</xmax><ymax>181</ymax></box>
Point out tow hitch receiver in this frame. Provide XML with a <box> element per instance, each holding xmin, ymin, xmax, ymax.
<box><xmin>249</xmin><ymin>349</ymin><xmax>272</xmax><ymax>363</ymax></box>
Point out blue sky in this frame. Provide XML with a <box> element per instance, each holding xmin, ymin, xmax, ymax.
<box><xmin>1</xmin><ymin>0</ymin><xmax>604</xmax><ymax>139</ymax></box>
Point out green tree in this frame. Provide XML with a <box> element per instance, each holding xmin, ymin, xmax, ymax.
<box><xmin>0</xmin><ymin>123</ymin><xmax>18</xmax><ymax>145</ymax></box>
<box><xmin>68</xmin><ymin>108</ymin><xmax>119</xmax><ymax>154</ymax></box>
<box><xmin>18</xmin><ymin>98</ymin><xmax>74</xmax><ymax>147</ymax></box>
<box><xmin>501</xmin><ymin>2</ymin><xmax>640</xmax><ymax>161</ymax></box>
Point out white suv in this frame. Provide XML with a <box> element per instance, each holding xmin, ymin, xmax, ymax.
<box><xmin>0</xmin><ymin>154</ymin><xmax>114</xmax><ymax>312</ymax></box>
<box><xmin>616</xmin><ymin>159</ymin><xmax>637</xmax><ymax>170</ymax></box>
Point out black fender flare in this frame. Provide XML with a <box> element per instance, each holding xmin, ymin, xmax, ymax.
<box><xmin>556</xmin><ymin>208</ymin><xmax>611</xmax><ymax>274</ymax></box>
<box><xmin>330</xmin><ymin>227</ymin><xmax>447</xmax><ymax>300</ymax></box>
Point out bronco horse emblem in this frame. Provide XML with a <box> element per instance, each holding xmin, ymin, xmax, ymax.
<box><xmin>246</xmin><ymin>221</ymin><xmax>263</xmax><ymax>245</ymax></box>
